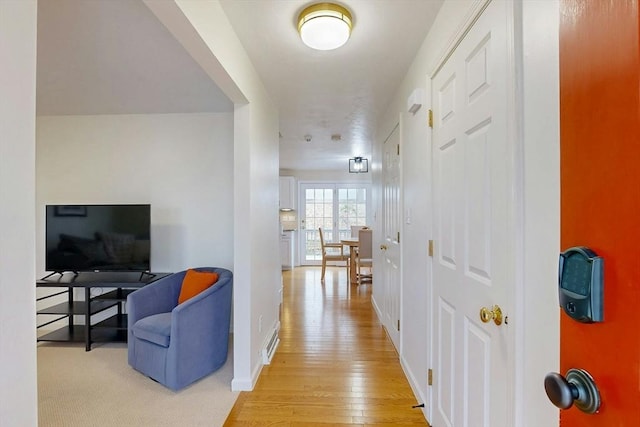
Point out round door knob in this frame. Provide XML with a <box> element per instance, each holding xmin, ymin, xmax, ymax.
<box><xmin>544</xmin><ymin>369</ymin><xmax>600</xmax><ymax>414</ymax></box>
<box><xmin>479</xmin><ymin>305</ymin><xmax>503</xmax><ymax>325</ymax></box>
<box><xmin>544</xmin><ymin>372</ymin><xmax>576</xmax><ymax>409</ymax></box>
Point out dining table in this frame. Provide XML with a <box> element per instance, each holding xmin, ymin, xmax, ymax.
<box><xmin>340</xmin><ymin>237</ymin><xmax>360</xmax><ymax>284</ymax></box>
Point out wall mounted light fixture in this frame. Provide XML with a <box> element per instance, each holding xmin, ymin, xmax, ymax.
<box><xmin>297</xmin><ymin>3</ymin><xmax>353</xmax><ymax>51</ymax></box>
<box><xmin>349</xmin><ymin>157</ymin><xmax>368</xmax><ymax>173</ymax></box>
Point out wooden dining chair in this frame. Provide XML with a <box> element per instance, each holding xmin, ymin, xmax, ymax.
<box><xmin>318</xmin><ymin>227</ymin><xmax>349</xmax><ymax>281</ymax></box>
<box><xmin>350</xmin><ymin>225</ymin><xmax>364</xmax><ymax>237</ymax></box>
<box><xmin>356</xmin><ymin>228</ymin><xmax>373</xmax><ymax>284</ymax></box>
<box><xmin>351</xmin><ymin>225</ymin><xmax>371</xmax><ymax>237</ymax></box>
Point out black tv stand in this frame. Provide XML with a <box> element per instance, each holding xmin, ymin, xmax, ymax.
<box><xmin>138</xmin><ymin>271</ymin><xmax>156</xmax><ymax>281</ymax></box>
<box><xmin>40</xmin><ymin>270</ymin><xmax>78</xmax><ymax>280</ymax></box>
<box><xmin>36</xmin><ymin>271</ymin><xmax>171</xmax><ymax>351</ymax></box>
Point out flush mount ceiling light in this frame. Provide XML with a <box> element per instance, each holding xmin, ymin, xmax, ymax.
<box><xmin>297</xmin><ymin>3</ymin><xmax>353</xmax><ymax>51</ymax></box>
<box><xmin>349</xmin><ymin>157</ymin><xmax>368</xmax><ymax>173</ymax></box>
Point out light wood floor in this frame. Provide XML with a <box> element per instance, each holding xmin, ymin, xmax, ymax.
<box><xmin>224</xmin><ymin>266</ymin><xmax>428</xmax><ymax>426</ymax></box>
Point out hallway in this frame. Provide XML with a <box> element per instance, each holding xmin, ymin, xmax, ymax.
<box><xmin>224</xmin><ymin>266</ymin><xmax>427</xmax><ymax>426</ymax></box>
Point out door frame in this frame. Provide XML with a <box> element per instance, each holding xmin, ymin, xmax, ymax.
<box><xmin>426</xmin><ymin>1</ymin><xmax>560</xmax><ymax>425</ymax></box>
<box><xmin>379</xmin><ymin>122</ymin><xmax>402</xmax><ymax>349</ymax></box>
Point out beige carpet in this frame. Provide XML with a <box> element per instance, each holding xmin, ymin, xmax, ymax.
<box><xmin>37</xmin><ymin>341</ymin><xmax>238</xmax><ymax>427</ymax></box>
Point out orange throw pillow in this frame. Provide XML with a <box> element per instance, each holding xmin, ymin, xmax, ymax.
<box><xmin>178</xmin><ymin>269</ymin><xmax>219</xmax><ymax>304</ymax></box>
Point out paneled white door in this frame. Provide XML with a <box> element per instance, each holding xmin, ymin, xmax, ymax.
<box><xmin>382</xmin><ymin>124</ymin><xmax>401</xmax><ymax>349</ymax></box>
<box><xmin>431</xmin><ymin>1</ymin><xmax>513</xmax><ymax>426</ymax></box>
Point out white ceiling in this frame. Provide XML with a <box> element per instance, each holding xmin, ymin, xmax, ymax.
<box><xmin>36</xmin><ymin>0</ymin><xmax>443</xmax><ymax>172</ymax></box>
<box><xmin>220</xmin><ymin>0</ymin><xmax>443</xmax><ymax>171</ymax></box>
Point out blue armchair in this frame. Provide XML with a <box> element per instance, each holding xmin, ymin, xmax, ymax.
<box><xmin>127</xmin><ymin>267</ymin><xmax>232</xmax><ymax>391</ymax></box>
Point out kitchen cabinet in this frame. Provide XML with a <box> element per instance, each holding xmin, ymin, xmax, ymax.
<box><xmin>279</xmin><ymin>176</ymin><xmax>295</xmax><ymax>211</ymax></box>
<box><xmin>281</xmin><ymin>232</ymin><xmax>294</xmax><ymax>270</ymax></box>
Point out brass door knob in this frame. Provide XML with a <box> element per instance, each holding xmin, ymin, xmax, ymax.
<box><xmin>380</xmin><ymin>244</ymin><xmax>388</xmax><ymax>250</ymax></box>
<box><xmin>479</xmin><ymin>305</ymin><xmax>503</xmax><ymax>325</ymax></box>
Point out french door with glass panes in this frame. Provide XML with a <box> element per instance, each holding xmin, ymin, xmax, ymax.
<box><xmin>299</xmin><ymin>183</ymin><xmax>369</xmax><ymax>265</ymax></box>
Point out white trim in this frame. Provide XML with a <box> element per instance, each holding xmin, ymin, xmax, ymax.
<box><xmin>400</xmin><ymin>354</ymin><xmax>428</xmax><ymax>418</ymax></box>
<box><xmin>504</xmin><ymin>1</ymin><xmax>522</xmax><ymax>425</ymax></box>
<box><xmin>509</xmin><ymin>1</ymin><xmax>531</xmax><ymax>424</ymax></box>
<box><xmin>231</xmin><ymin>362</ymin><xmax>262</xmax><ymax>391</ymax></box>
<box><xmin>429</xmin><ymin>0</ymin><xmax>491</xmax><ymax>78</ymax></box>
<box><xmin>397</xmin><ymin>114</ymin><xmax>405</xmax><ymax>358</ymax></box>
<box><xmin>516</xmin><ymin>1</ymin><xmax>560</xmax><ymax>425</ymax></box>
<box><xmin>425</xmin><ymin>73</ymin><xmax>435</xmax><ymax>425</ymax></box>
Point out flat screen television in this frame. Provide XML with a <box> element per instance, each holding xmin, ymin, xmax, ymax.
<box><xmin>45</xmin><ymin>204</ymin><xmax>151</xmax><ymax>273</ymax></box>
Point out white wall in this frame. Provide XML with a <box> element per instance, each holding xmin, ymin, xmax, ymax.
<box><xmin>0</xmin><ymin>1</ymin><xmax>38</xmax><ymax>425</ymax></box>
<box><xmin>145</xmin><ymin>0</ymin><xmax>281</xmax><ymax>391</ymax></box>
<box><xmin>373</xmin><ymin>0</ymin><xmax>481</xmax><ymax>413</ymax></box>
<box><xmin>36</xmin><ymin>113</ymin><xmax>234</xmax><ymax>275</ymax></box>
<box><xmin>280</xmin><ymin>168</ymin><xmax>372</xmax><ymax>184</ymax></box>
<box><xmin>375</xmin><ymin>0</ymin><xmax>560</xmax><ymax>425</ymax></box>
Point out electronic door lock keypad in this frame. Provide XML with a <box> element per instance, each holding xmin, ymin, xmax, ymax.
<box><xmin>558</xmin><ymin>246</ymin><xmax>604</xmax><ymax>323</ymax></box>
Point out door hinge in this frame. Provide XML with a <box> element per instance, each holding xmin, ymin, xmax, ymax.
<box><xmin>428</xmin><ymin>109</ymin><xmax>433</xmax><ymax>128</ymax></box>
<box><xmin>397</xmin><ymin>319</ymin><xmax>400</xmax><ymax>331</ymax></box>
<box><xmin>397</xmin><ymin>144</ymin><xmax>400</xmax><ymax>156</ymax></box>
<box><xmin>428</xmin><ymin>368</ymin><xmax>433</xmax><ymax>386</ymax></box>
<box><xmin>397</xmin><ymin>231</ymin><xmax>400</xmax><ymax>243</ymax></box>
<box><xmin>428</xmin><ymin>240</ymin><xmax>434</xmax><ymax>257</ymax></box>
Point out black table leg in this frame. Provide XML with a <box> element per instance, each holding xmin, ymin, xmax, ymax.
<box><xmin>85</xmin><ymin>287</ymin><xmax>91</xmax><ymax>351</ymax></box>
<box><xmin>67</xmin><ymin>286</ymin><xmax>74</xmax><ymax>331</ymax></box>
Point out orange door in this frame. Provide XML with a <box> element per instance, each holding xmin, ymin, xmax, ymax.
<box><xmin>560</xmin><ymin>0</ymin><xmax>640</xmax><ymax>425</ymax></box>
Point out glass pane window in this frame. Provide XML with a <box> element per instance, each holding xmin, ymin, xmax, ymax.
<box><xmin>299</xmin><ymin>183</ymin><xmax>370</xmax><ymax>264</ymax></box>
<box><xmin>337</xmin><ymin>187</ymin><xmax>367</xmax><ymax>239</ymax></box>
